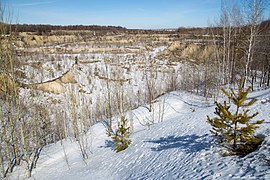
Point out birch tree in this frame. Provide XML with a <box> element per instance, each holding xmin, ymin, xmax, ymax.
<box><xmin>242</xmin><ymin>0</ymin><xmax>266</xmax><ymax>88</ymax></box>
<box><xmin>219</xmin><ymin>0</ymin><xmax>266</xmax><ymax>88</ymax></box>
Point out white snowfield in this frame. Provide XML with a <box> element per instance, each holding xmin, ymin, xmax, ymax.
<box><xmin>9</xmin><ymin>89</ymin><xmax>270</xmax><ymax>180</ymax></box>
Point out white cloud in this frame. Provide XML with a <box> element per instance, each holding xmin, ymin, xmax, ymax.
<box><xmin>16</xmin><ymin>1</ymin><xmax>57</xmax><ymax>7</ymax></box>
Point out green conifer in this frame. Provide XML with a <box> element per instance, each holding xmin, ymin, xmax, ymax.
<box><xmin>207</xmin><ymin>80</ymin><xmax>264</xmax><ymax>155</ymax></box>
<box><xmin>111</xmin><ymin>116</ymin><xmax>132</xmax><ymax>152</ymax></box>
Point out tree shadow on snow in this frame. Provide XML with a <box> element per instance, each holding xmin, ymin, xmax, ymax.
<box><xmin>146</xmin><ymin>134</ymin><xmax>211</xmax><ymax>153</ymax></box>
<box><xmin>99</xmin><ymin>140</ymin><xmax>115</xmax><ymax>150</ymax></box>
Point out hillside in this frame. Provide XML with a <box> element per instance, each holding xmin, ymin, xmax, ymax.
<box><xmin>1</xmin><ymin>0</ymin><xmax>270</xmax><ymax>179</ymax></box>
<box><xmin>1</xmin><ymin>21</ymin><xmax>269</xmax><ymax>179</ymax></box>
<box><xmin>6</xmin><ymin>89</ymin><xmax>270</xmax><ymax>180</ymax></box>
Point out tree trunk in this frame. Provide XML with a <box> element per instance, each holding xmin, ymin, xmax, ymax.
<box><xmin>105</xmin><ymin>64</ymin><xmax>113</xmax><ymax>135</ymax></box>
<box><xmin>243</xmin><ymin>31</ymin><xmax>254</xmax><ymax>88</ymax></box>
<box><xmin>0</xmin><ymin>146</ymin><xmax>6</xmax><ymax>178</ymax></box>
<box><xmin>267</xmin><ymin>56</ymin><xmax>270</xmax><ymax>87</ymax></box>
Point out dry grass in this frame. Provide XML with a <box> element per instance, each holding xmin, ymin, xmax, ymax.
<box><xmin>0</xmin><ymin>72</ymin><xmax>18</xmax><ymax>98</ymax></box>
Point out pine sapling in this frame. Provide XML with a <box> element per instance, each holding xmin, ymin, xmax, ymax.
<box><xmin>207</xmin><ymin>81</ymin><xmax>264</xmax><ymax>155</ymax></box>
<box><xmin>111</xmin><ymin>116</ymin><xmax>131</xmax><ymax>152</ymax></box>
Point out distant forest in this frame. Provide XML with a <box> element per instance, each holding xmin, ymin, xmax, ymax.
<box><xmin>11</xmin><ymin>24</ymin><xmax>127</xmax><ymax>33</ymax></box>
<box><xmin>8</xmin><ymin>19</ymin><xmax>270</xmax><ymax>35</ymax></box>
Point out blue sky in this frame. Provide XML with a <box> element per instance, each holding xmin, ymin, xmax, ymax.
<box><xmin>10</xmin><ymin>0</ymin><xmax>270</xmax><ymax>29</ymax></box>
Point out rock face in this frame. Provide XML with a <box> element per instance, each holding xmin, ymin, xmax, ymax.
<box><xmin>24</xmin><ymin>70</ymin><xmax>77</xmax><ymax>94</ymax></box>
<box><xmin>60</xmin><ymin>71</ymin><xmax>77</xmax><ymax>84</ymax></box>
<box><xmin>35</xmin><ymin>80</ymin><xmax>66</xmax><ymax>94</ymax></box>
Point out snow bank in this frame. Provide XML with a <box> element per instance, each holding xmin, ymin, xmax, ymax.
<box><xmin>6</xmin><ymin>89</ymin><xmax>270</xmax><ymax>180</ymax></box>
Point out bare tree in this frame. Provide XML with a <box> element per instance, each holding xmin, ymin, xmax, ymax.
<box><xmin>105</xmin><ymin>63</ymin><xmax>113</xmax><ymax>135</ymax></box>
<box><xmin>217</xmin><ymin>0</ymin><xmax>267</xmax><ymax>89</ymax></box>
<box><xmin>0</xmin><ymin>1</ymin><xmax>19</xmax><ymax>177</ymax></box>
<box><xmin>242</xmin><ymin>0</ymin><xmax>266</xmax><ymax>88</ymax></box>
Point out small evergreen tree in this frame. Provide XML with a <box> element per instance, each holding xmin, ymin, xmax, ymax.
<box><xmin>207</xmin><ymin>81</ymin><xmax>264</xmax><ymax>155</ymax></box>
<box><xmin>111</xmin><ymin>116</ymin><xmax>131</xmax><ymax>152</ymax></box>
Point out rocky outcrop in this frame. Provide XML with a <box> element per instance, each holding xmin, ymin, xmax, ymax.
<box><xmin>23</xmin><ymin>70</ymin><xmax>77</xmax><ymax>94</ymax></box>
<box><xmin>34</xmin><ymin>80</ymin><xmax>66</xmax><ymax>94</ymax></box>
<box><xmin>60</xmin><ymin>71</ymin><xmax>77</xmax><ymax>84</ymax></box>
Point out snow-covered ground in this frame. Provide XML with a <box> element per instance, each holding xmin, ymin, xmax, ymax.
<box><xmin>8</xmin><ymin>89</ymin><xmax>270</xmax><ymax>180</ymax></box>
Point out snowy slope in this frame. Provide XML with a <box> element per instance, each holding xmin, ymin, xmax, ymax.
<box><xmin>8</xmin><ymin>89</ymin><xmax>270</xmax><ymax>180</ymax></box>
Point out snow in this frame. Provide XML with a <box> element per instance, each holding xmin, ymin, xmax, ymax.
<box><xmin>6</xmin><ymin>89</ymin><xmax>270</xmax><ymax>180</ymax></box>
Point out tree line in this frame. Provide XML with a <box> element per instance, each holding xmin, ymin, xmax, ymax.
<box><xmin>9</xmin><ymin>24</ymin><xmax>127</xmax><ymax>34</ymax></box>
